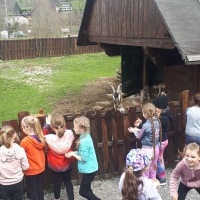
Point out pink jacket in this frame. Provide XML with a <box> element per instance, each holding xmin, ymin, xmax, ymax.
<box><xmin>45</xmin><ymin>129</ymin><xmax>74</xmax><ymax>172</ymax></box>
<box><xmin>170</xmin><ymin>158</ymin><xmax>200</xmax><ymax>197</ymax></box>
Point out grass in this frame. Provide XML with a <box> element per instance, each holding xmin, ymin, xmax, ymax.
<box><xmin>0</xmin><ymin>52</ymin><xmax>120</xmax><ymax>125</ymax></box>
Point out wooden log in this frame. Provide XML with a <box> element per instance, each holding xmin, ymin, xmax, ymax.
<box><xmin>179</xmin><ymin>90</ymin><xmax>189</xmax><ymax>151</ymax></box>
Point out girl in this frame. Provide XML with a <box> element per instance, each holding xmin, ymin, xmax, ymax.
<box><xmin>185</xmin><ymin>92</ymin><xmax>200</xmax><ymax>145</ymax></box>
<box><xmin>43</xmin><ymin>113</ymin><xmax>74</xmax><ymax>200</ymax></box>
<box><xmin>119</xmin><ymin>148</ymin><xmax>161</xmax><ymax>200</ymax></box>
<box><xmin>153</xmin><ymin>95</ymin><xmax>174</xmax><ymax>185</ymax></box>
<box><xmin>0</xmin><ymin>125</ymin><xmax>29</xmax><ymax>200</ymax></box>
<box><xmin>128</xmin><ymin>103</ymin><xmax>161</xmax><ymax>179</ymax></box>
<box><xmin>170</xmin><ymin>142</ymin><xmax>200</xmax><ymax>200</ymax></box>
<box><xmin>65</xmin><ymin>116</ymin><xmax>100</xmax><ymax>200</ymax></box>
<box><xmin>20</xmin><ymin>116</ymin><xmax>46</xmax><ymax>200</ymax></box>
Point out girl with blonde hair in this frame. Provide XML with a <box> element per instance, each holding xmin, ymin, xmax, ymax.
<box><xmin>65</xmin><ymin>116</ymin><xmax>100</xmax><ymax>200</ymax></box>
<box><xmin>0</xmin><ymin>125</ymin><xmax>29</xmax><ymax>200</ymax></box>
<box><xmin>128</xmin><ymin>103</ymin><xmax>162</xmax><ymax>179</ymax></box>
<box><xmin>20</xmin><ymin>116</ymin><xmax>46</xmax><ymax>200</ymax></box>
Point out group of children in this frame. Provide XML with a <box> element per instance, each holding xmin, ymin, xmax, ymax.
<box><xmin>122</xmin><ymin>94</ymin><xmax>200</xmax><ymax>200</ymax></box>
<box><xmin>0</xmin><ymin>114</ymin><xmax>100</xmax><ymax>200</ymax></box>
<box><xmin>0</xmin><ymin>94</ymin><xmax>200</xmax><ymax>200</ymax></box>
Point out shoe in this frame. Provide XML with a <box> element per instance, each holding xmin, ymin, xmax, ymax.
<box><xmin>159</xmin><ymin>178</ymin><xmax>167</xmax><ymax>186</ymax></box>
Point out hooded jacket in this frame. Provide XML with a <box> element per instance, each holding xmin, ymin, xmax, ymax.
<box><xmin>45</xmin><ymin>129</ymin><xmax>74</xmax><ymax>172</ymax></box>
<box><xmin>20</xmin><ymin>136</ymin><xmax>45</xmax><ymax>175</ymax></box>
<box><xmin>119</xmin><ymin>173</ymin><xmax>162</xmax><ymax>200</ymax></box>
<box><xmin>170</xmin><ymin>158</ymin><xmax>200</xmax><ymax>197</ymax></box>
<box><xmin>0</xmin><ymin>143</ymin><xmax>29</xmax><ymax>185</ymax></box>
<box><xmin>160</xmin><ymin>107</ymin><xmax>174</xmax><ymax>141</ymax></box>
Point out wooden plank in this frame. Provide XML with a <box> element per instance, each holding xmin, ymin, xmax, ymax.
<box><xmin>105</xmin><ymin>110</ymin><xmax>114</xmax><ymax>177</ymax></box>
<box><xmin>95</xmin><ymin>110</ymin><xmax>104</xmax><ymax>178</ymax></box>
<box><xmin>116</xmin><ymin>110</ymin><xmax>126</xmax><ymax>173</ymax></box>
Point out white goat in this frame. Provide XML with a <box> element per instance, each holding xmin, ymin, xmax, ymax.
<box><xmin>111</xmin><ymin>84</ymin><xmax>125</xmax><ymax>113</ymax></box>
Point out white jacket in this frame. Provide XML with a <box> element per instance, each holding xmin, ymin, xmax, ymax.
<box><xmin>0</xmin><ymin>143</ymin><xmax>29</xmax><ymax>185</ymax></box>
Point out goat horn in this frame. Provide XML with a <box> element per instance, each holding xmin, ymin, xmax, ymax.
<box><xmin>117</xmin><ymin>84</ymin><xmax>122</xmax><ymax>93</ymax></box>
<box><xmin>111</xmin><ymin>85</ymin><xmax>116</xmax><ymax>93</ymax></box>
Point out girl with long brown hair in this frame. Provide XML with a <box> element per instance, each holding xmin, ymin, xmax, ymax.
<box><xmin>119</xmin><ymin>148</ymin><xmax>161</xmax><ymax>200</ymax></box>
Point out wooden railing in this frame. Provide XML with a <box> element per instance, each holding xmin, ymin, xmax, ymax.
<box><xmin>1</xmin><ymin>101</ymin><xmax>181</xmax><ymax>188</ymax></box>
<box><xmin>0</xmin><ymin>36</ymin><xmax>102</xmax><ymax>60</ymax></box>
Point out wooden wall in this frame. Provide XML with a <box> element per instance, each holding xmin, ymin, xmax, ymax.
<box><xmin>164</xmin><ymin>65</ymin><xmax>200</xmax><ymax>101</ymax></box>
<box><xmin>83</xmin><ymin>0</ymin><xmax>173</xmax><ymax>48</ymax></box>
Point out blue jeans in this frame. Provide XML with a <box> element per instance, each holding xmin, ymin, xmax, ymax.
<box><xmin>185</xmin><ymin>135</ymin><xmax>200</xmax><ymax>145</ymax></box>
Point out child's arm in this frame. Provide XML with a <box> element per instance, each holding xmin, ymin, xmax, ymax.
<box><xmin>170</xmin><ymin>161</ymin><xmax>183</xmax><ymax>199</ymax></box>
<box><xmin>42</xmin><ymin>114</ymin><xmax>52</xmax><ymax>135</ymax></box>
<box><xmin>65</xmin><ymin>151</ymin><xmax>82</xmax><ymax>161</ymax></box>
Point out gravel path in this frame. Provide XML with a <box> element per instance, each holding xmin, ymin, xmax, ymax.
<box><xmin>41</xmin><ymin>168</ymin><xmax>199</xmax><ymax>200</ymax></box>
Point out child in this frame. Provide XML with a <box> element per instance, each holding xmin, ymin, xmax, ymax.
<box><xmin>20</xmin><ymin>116</ymin><xmax>46</xmax><ymax>200</ymax></box>
<box><xmin>119</xmin><ymin>148</ymin><xmax>162</xmax><ymax>200</ymax></box>
<box><xmin>43</xmin><ymin>113</ymin><xmax>74</xmax><ymax>200</ymax></box>
<box><xmin>170</xmin><ymin>142</ymin><xmax>200</xmax><ymax>200</ymax></box>
<box><xmin>128</xmin><ymin>103</ymin><xmax>161</xmax><ymax>179</ymax></box>
<box><xmin>185</xmin><ymin>92</ymin><xmax>200</xmax><ymax>145</ymax></box>
<box><xmin>65</xmin><ymin>116</ymin><xmax>100</xmax><ymax>200</ymax></box>
<box><xmin>152</xmin><ymin>95</ymin><xmax>174</xmax><ymax>185</ymax></box>
<box><xmin>0</xmin><ymin>125</ymin><xmax>29</xmax><ymax>200</ymax></box>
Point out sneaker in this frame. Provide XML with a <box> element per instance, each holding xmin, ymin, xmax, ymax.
<box><xmin>159</xmin><ymin>178</ymin><xmax>167</xmax><ymax>186</ymax></box>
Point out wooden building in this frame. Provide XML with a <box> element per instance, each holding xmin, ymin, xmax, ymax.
<box><xmin>77</xmin><ymin>0</ymin><xmax>200</xmax><ymax>100</ymax></box>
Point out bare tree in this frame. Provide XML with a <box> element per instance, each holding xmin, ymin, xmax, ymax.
<box><xmin>31</xmin><ymin>0</ymin><xmax>62</xmax><ymax>38</ymax></box>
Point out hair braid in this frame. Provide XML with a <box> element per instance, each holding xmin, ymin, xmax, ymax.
<box><xmin>150</xmin><ymin>116</ymin><xmax>156</xmax><ymax>158</ymax></box>
<box><xmin>157</xmin><ymin>115</ymin><xmax>162</xmax><ymax>146</ymax></box>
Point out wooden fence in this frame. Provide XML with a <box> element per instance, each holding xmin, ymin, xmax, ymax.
<box><xmin>1</xmin><ymin>101</ymin><xmax>182</xmax><ymax>189</ymax></box>
<box><xmin>0</xmin><ymin>36</ymin><xmax>102</xmax><ymax>60</ymax></box>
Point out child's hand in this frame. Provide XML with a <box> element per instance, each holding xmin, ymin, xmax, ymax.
<box><xmin>134</xmin><ymin>118</ymin><xmax>142</xmax><ymax>127</ymax></box>
<box><xmin>171</xmin><ymin>195</ymin><xmax>178</xmax><ymax>200</ymax></box>
<box><xmin>128</xmin><ymin>127</ymin><xmax>138</xmax><ymax>133</ymax></box>
<box><xmin>45</xmin><ymin>114</ymin><xmax>52</xmax><ymax>125</ymax></box>
<box><xmin>65</xmin><ymin>151</ymin><xmax>75</xmax><ymax>158</ymax></box>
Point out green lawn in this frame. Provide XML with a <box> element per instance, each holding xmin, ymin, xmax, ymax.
<box><xmin>0</xmin><ymin>53</ymin><xmax>120</xmax><ymax>125</ymax></box>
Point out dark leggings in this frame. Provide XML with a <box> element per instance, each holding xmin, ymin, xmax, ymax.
<box><xmin>25</xmin><ymin>172</ymin><xmax>44</xmax><ymax>200</ymax></box>
<box><xmin>0</xmin><ymin>180</ymin><xmax>23</xmax><ymax>200</ymax></box>
<box><xmin>52</xmin><ymin>168</ymin><xmax>74</xmax><ymax>200</ymax></box>
<box><xmin>178</xmin><ymin>182</ymin><xmax>200</xmax><ymax>200</ymax></box>
<box><xmin>79</xmin><ymin>171</ymin><xmax>101</xmax><ymax>200</ymax></box>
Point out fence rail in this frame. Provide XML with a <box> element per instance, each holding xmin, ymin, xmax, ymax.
<box><xmin>0</xmin><ymin>37</ymin><xmax>102</xmax><ymax>60</ymax></box>
<box><xmin>1</xmin><ymin>101</ymin><xmax>181</xmax><ymax>189</ymax></box>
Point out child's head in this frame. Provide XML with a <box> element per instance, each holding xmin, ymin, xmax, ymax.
<box><xmin>182</xmin><ymin>143</ymin><xmax>200</xmax><ymax>168</ymax></box>
<box><xmin>122</xmin><ymin>149</ymin><xmax>149</xmax><ymax>200</ymax></box>
<box><xmin>152</xmin><ymin>95</ymin><xmax>169</xmax><ymax>113</ymax></box>
<box><xmin>73</xmin><ymin>116</ymin><xmax>90</xmax><ymax>134</ymax></box>
<box><xmin>50</xmin><ymin>113</ymin><xmax>66</xmax><ymax>138</ymax></box>
<box><xmin>142</xmin><ymin>103</ymin><xmax>157</xmax><ymax>119</ymax></box>
<box><xmin>0</xmin><ymin>125</ymin><xmax>17</xmax><ymax>148</ymax></box>
<box><xmin>126</xmin><ymin>148</ymin><xmax>149</xmax><ymax>171</ymax></box>
<box><xmin>193</xmin><ymin>93</ymin><xmax>200</xmax><ymax>106</ymax></box>
<box><xmin>21</xmin><ymin>115</ymin><xmax>45</xmax><ymax>144</ymax></box>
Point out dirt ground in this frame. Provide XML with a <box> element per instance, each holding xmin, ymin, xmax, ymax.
<box><xmin>52</xmin><ymin>77</ymin><xmax>141</xmax><ymax>115</ymax></box>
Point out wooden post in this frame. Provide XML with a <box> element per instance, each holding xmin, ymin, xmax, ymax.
<box><xmin>180</xmin><ymin>90</ymin><xmax>189</xmax><ymax>151</ymax></box>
